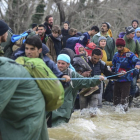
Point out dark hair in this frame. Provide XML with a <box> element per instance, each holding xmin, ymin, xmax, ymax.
<box><xmin>90</xmin><ymin>26</ymin><xmax>99</xmax><ymax>32</ymax></box>
<box><xmin>45</xmin><ymin>15</ymin><xmax>53</xmax><ymax>22</ymax></box>
<box><xmin>38</xmin><ymin>24</ymin><xmax>46</xmax><ymax>29</ymax></box>
<box><xmin>25</xmin><ymin>35</ymin><xmax>42</xmax><ymax>49</ymax></box>
<box><xmin>32</xmin><ymin>23</ymin><xmax>37</xmax><ymax>29</ymax></box>
<box><xmin>52</xmin><ymin>25</ymin><xmax>61</xmax><ymax>35</ymax></box>
<box><xmin>92</xmin><ymin>48</ymin><xmax>102</xmax><ymax>56</ymax></box>
<box><xmin>36</xmin><ymin>27</ymin><xmax>38</xmax><ymax>31</ymax></box>
<box><xmin>132</xmin><ymin>20</ymin><xmax>139</xmax><ymax>25</ymax></box>
<box><xmin>69</xmin><ymin>28</ymin><xmax>77</xmax><ymax>35</ymax></box>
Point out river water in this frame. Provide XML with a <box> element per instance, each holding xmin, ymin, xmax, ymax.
<box><xmin>48</xmin><ymin>105</ymin><xmax>140</xmax><ymax>140</ymax></box>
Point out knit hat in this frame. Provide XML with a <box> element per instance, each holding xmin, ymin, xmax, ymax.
<box><xmin>116</xmin><ymin>38</ymin><xmax>125</xmax><ymax>47</ymax></box>
<box><xmin>102</xmin><ymin>22</ymin><xmax>111</xmax><ymax>29</ymax></box>
<box><xmin>132</xmin><ymin>20</ymin><xmax>139</xmax><ymax>25</ymax></box>
<box><xmin>125</xmin><ymin>26</ymin><xmax>135</xmax><ymax>35</ymax></box>
<box><xmin>0</xmin><ymin>20</ymin><xmax>9</xmax><ymax>36</ymax></box>
<box><xmin>32</xmin><ymin>23</ymin><xmax>37</xmax><ymax>29</ymax></box>
<box><xmin>57</xmin><ymin>54</ymin><xmax>75</xmax><ymax>71</ymax></box>
<box><xmin>98</xmin><ymin>36</ymin><xmax>107</xmax><ymax>43</ymax></box>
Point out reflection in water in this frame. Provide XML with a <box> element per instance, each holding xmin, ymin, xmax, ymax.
<box><xmin>48</xmin><ymin>106</ymin><xmax>140</xmax><ymax>140</ymax></box>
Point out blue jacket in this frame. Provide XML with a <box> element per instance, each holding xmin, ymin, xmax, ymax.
<box><xmin>78</xmin><ymin>32</ymin><xmax>90</xmax><ymax>47</ymax></box>
<box><xmin>112</xmin><ymin>48</ymin><xmax>140</xmax><ymax>82</ymax></box>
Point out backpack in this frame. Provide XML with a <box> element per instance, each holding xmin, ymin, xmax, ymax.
<box><xmin>118</xmin><ymin>32</ymin><xmax>126</xmax><ymax>38</ymax></box>
<box><xmin>66</xmin><ymin>36</ymin><xmax>80</xmax><ymax>52</ymax></box>
<box><xmin>15</xmin><ymin>57</ymin><xmax>65</xmax><ymax>111</ymax></box>
<box><xmin>85</xmin><ymin>42</ymin><xmax>97</xmax><ymax>56</ymax></box>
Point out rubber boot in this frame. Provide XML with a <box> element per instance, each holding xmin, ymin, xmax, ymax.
<box><xmin>128</xmin><ymin>95</ymin><xmax>133</xmax><ymax>108</ymax></box>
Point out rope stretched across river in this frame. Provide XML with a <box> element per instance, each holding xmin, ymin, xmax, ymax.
<box><xmin>0</xmin><ymin>68</ymin><xmax>137</xmax><ymax>81</ymax></box>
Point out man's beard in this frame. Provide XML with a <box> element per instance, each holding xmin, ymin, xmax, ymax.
<box><xmin>1</xmin><ymin>36</ymin><xmax>7</xmax><ymax>42</ymax></box>
<box><xmin>39</xmin><ymin>33</ymin><xmax>44</xmax><ymax>37</ymax></box>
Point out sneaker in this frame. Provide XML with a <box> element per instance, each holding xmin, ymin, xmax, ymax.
<box><xmin>84</xmin><ymin>86</ymin><xmax>99</xmax><ymax>96</ymax></box>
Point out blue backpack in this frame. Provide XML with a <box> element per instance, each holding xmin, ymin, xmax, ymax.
<box><xmin>66</xmin><ymin>37</ymin><xmax>80</xmax><ymax>52</ymax></box>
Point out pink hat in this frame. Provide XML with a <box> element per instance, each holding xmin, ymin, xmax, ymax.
<box><xmin>74</xmin><ymin>43</ymin><xmax>84</xmax><ymax>55</ymax></box>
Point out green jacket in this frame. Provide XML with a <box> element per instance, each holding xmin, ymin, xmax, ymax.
<box><xmin>92</xmin><ymin>32</ymin><xmax>114</xmax><ymax>61</ymax></box>
<box><xmin>0</xmin><ymin>57</ymin><xmax>49</xmax><ymax>140</ymax></box>
<box><xmin>51</xmin><ymin>68</ymin><xmax>101</xmax><ymax>127</ymax></box>
<box><xmin>115</xmin><ymin>35</ymin><xmax>140</xmax><ymax>59</ymax></box>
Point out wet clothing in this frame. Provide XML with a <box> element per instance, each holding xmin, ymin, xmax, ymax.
<box><xmin>86</xmin><ymin>59</ymin><xmax>119</xmax><ymax>108</ymax></box>
<box><xmin>51</xmin><ymin>68</ymin><xmax>101</xmax><ymax>127</ymax></box>
<box><xmin>92</xmin><ymin>32</ymin><xmax>114</xmax><ymax>61</ymax></box>
<box><xmin>0</xmin><ymin>57</ymin><xmax>48</xmax><ymax>140</ymax></box>
<box><xmin>46</xmin><ymin>34</ymin><xmax>62</xmax><ymax>62</ymax></box>
<box><xmin>112</xmin><ymin>48</ymin><xmax>140</xmax><ymax>107</ymax></box>
<box><xmin>113</xmin><ymin>81</ymin><xmax>131</xmax><ymax>106</ymax></box>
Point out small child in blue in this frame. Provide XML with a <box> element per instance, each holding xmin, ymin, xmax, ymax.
<box><xmin>134</xmin><ymin>27</ymin><xmax>140</xmax><ymax>43</ymax></box>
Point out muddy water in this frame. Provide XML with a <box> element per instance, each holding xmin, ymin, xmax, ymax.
<box><xmin>48</xmin><ymin>106</ymin><xmax>140</xmax><ymax>140</ymax></box>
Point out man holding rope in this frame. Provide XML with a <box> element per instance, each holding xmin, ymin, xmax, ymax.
<box><xmin>112</xmin><ymin>38</ymin><xmax>140</xmax><ymax>111</ymax></box>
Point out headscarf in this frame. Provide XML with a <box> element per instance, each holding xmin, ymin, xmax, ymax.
<box><xmin>57</xmin><ymin>54</ymin><xmax>75</xmax><ymax>71</ymax></box>
<box><xmin>134</xmin><ymin>27</ymin><xmax>140</xmax><ymax>43</ymax></box>
<box><xmin>74</xmin><ymin>43</ymin><xmax>84</xmax><ymax>55</ymax></box>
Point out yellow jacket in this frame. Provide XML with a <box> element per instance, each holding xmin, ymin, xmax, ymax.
<box><xmin>101</xmin><ymin>49</ymin><xmax>112</xmax><ymax>66</ymax></box>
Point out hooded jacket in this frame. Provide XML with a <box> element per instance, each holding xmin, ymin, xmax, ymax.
<box><xmin>92</xmin><ymin>32</ymin><xmax>114</xmax><ymax>61</ymax></box>
<box><xmin>46</xmin><ymin>34</ymin><xmax>62</xmax><ymax>62</ymax></box>
<box><xmin>0</xmin><ymin>57</ymin><xmax>49</xmax><ymax>140</ymax></box>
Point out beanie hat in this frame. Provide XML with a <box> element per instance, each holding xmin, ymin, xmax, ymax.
<box><xmin>116</xmin><ymin>38</ymin><xmax>125</xmax><ymax>47</ymax></box>
<box><xmin>0</xmin><ymin>20</ymin><xmax>9</xmax><ymax>36</ymax></box>
<box><xmin>98</xmin><ymin>36</ymin><xmax>107</xmax><ymax>43</ymax></box>
<box><xmin>132</xmin><ymin>20</ymin><xmax>139</xmax><ymax>25</ymax></box>
<box><xmin>102</xmin><ymin>22</ymin><xmax>111</xmax><ymax>29</ymax></box>
<box><xmin>32</xmin><ymin>23</ymin><xmax>37</xmax><ymax>29</ymax></box>
<box><xmin>125</xmin><ymin>26</ymin><xmax>135</xmax><ymax>35</ymax></box>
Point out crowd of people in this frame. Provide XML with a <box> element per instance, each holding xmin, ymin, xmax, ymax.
<box><xmin>1</xmin><ymin>16</ymin><xmax>140</xmax><ymax>140</ymax></box>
